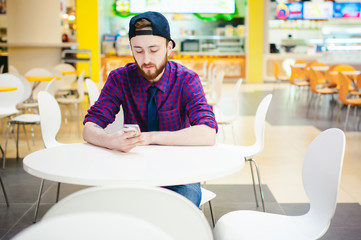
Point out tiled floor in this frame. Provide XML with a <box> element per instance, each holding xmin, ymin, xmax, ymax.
<box><xmin>0</xmin><ymin>82</ymin><xmax>361</xmax><ymax>239</ymax></box>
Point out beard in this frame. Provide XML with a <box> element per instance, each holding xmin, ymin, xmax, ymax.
<box><xmin>135</xmin><ymin>54</ymin><xmax>168</xmax><ymax>83</ymax></box>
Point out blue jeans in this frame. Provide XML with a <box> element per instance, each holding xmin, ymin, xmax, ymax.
<box><xmin>163</xmin><ymin>183</ymin><xmax>202</xmax><ymax>207</ymax></box>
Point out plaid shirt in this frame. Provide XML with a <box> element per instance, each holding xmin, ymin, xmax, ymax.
<box><xmin>84</xmin><ymin>61</ymin><xmax>218</xmax><ymax>132</ymax></box>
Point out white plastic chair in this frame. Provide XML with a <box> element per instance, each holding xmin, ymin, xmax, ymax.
<box><xmin>0</xmin><ymin>74</ymin><xmax>40</xmax><ymax>168</ymax></box>
<box><xmin>33</xmin><ymin>91</ymin><xmax>65</xmax><ymax>223</ymax></box>
<box><xmin>42</xmin><ymin>185</ymin><xmax>214</xmax><ymax>240</ymax></box>
<box><xmin>14</xmin><ymin>212</ymin><xmax>174</xmax><ymax>240</ymax></box>
<box><xmin>56</xmin><ymin>70</ymin><xmax>85</xmax><ymax>136</ymax></box>
<box><xmin>9</xmin><ymin>65</ymin><xmax>20</xmax><ymax>75</ymax></box>
<box><xmin>54</xmin><ymin>63</ymin><xmax>77</xmax><ymax>93</ymax></box>
<box><xmin>240</xmin><ymin>94</ymin><xmax>272</xmax><ymax>212</ymax></box>
<box><xmin>200</xmin><ymin>187</ymin><xmax>216</xmax><ymax>227</ymax></box>
<box><xmin>206</xmin><ymin>69</ymin><xmax>224</xmax><ymax>106</ymax></box>
<box><xmin>215</xmin><ymin>78</ymin><xmax>243</xmax><ymax>143</ymax></box>
<box><xmin>85</xmin><ymin>78</ymin><xmax>124</xmax><ymax>134</ymax></box>
<box><xmin>214</xmin><ymin>128</ymin><xmax>346</xmax><ymax>240</ymax></box>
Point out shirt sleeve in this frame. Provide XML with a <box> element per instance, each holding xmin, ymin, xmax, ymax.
<box><xmin>182</xmin><ymin>72</ymin><xmax>218</xmax><ymax>132</ymax></box>
<box><xmin>83</xmin><ymin>69</ymin><xmax>123</xmax><ymax>128</ymax></box>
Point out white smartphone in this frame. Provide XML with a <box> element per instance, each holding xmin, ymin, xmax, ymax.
<box><xmin>123</xmin><ymin>124</ymin><xmax>141</xmax><ymax>137</ymax></box>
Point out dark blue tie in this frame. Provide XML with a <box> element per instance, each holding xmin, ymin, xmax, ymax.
<box><xmin>147</xmin><ymin>86</ymin><xmax>158</xmax><ymax>131</ymax></box>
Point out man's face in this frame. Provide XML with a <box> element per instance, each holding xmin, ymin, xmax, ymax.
<box><xmin>130</xmin><ymin>35</ymin><xmax>172</xmax><ymax>83</ymax></box>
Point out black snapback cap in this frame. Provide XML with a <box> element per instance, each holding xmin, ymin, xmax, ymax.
<box><xmin>129</xmin><ymin>11</ymin><xmax>176</xmax><ymax>49</ymax></box>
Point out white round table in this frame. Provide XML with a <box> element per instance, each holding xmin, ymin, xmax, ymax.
<box><xmin>23</xmin><ymin>143</ymin><xmax>244</xmax><ymax>186</ymax></box>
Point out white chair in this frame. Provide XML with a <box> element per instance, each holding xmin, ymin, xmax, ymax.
<box><xmin>14</xmin><ymin>212</ymin><xmax>174</xmax><ymax>240</ymax></box>
<box><xmin>214</xmin><ymin>128</ymin><xmax>346</xmax><ymax>240</ymax></box>
<box><xmin>206</xmin><ymin>69</ymin><xmax>224</xmax><ymax>106</ymax></box>
<box><xmin>42</xmin><ymin>185</ymin><xmax>214</xmax><ymax>240</ymax></box>
<box><xmin>85</xmin><ymin>78</ymin><xmax>124</xmax><ymax>134</ymax></box>
<box><xmin>0</xmin><ymin>74</ymin><xmax>40</xmax><ymax>168</ymax></box>
<box><xmin>0</xmin><ymin>74</ymin><xmax>24</xmax><ymax>118</ymax></box>
<box><xmin>33</xmin><ymin>91</ymin><xmax>65</xmax><ymax>223</ymax></box>
<box><xmin>56</xmin><ymin>70</ymin><xmax>85</xmax><ymax>136</ymax></box>
<box><xmin>200</xmin><ymin>186</ymin><xmax>216</xmax><ymax>227</ymax></box>
<box><xmin>54</xmin><ymin>63</ymin><xmax>77</xmax><ymax>94</ymax></box>
<box><xmin>214</xmin><ymin>78</ymin><xmax>243</xmax><ymax>143</ymax></box>
<box><xmin>24</xmin><ymin>67</ymin><xmax>56</xmax><ymax>102</ymax></box>
<box><xmin>238</xmin><ymin>94</ymin><xmax>272</xmax><ymax>212</ymax></box>
<box><xmin>8</xmin><ymin>65</ymin><xmax>20</xmax><ymax>75</ymax></box>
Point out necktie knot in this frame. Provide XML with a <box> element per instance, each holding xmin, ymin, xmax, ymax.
<box><xmin>148</xmin><ymin>86</ymin><xmax>158</xmax><ymax>98</ymax></box>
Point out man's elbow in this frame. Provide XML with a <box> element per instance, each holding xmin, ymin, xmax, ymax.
<box><xmin>204</xmin><ymin>127</ymin><xmax>217</xmax><ymax>146</ymax></box>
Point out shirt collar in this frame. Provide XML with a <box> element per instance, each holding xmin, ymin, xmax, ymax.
<box><xmin>138</xmin><ymin>62</ymin><xmax>171</xmax><ymax>93</ymax></box>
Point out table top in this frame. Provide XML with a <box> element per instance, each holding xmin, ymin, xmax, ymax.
<box><xmin>23</xmin><ymin>143</ymin><xmax>244</xmax><ymax>186</ymax></box>
<box><xmin>0</xmin><ymin>86</ymin><xmax>17</xmax><ymax>92</ymax></box>
<box><xmin>25</xmin><ymin>76</ymin><xmax>61</xmax><ymax>82</ymax></box>
<box><xmin>13</xmin><ymin>212</ymin><xmax>173</xmax><ymax>240</ymax></box>
<box><xmin>61</xmin><ymin>71</ymin><xmax>77</xmax><ymax>75</ymax></box>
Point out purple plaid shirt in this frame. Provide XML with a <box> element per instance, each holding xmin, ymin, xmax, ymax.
<box><xmin>84</xmin><ymin>61</ymin><xmax>218</xmax><ymax>132</ymax></box>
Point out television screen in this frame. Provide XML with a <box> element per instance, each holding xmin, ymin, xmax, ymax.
<box><xmin>303</xmin><ymin>1</ymin><xmax>333</xmax><ymax>20</ymax></box>
<box><xmin>333</xmin><ymin>2</ymin><xmax>361</xmax><ymax>18</ymax></box>
<box><xmin>276</xmin><ymin>2</ymin><xmax>303</xmax><ymax>20</ymax></box>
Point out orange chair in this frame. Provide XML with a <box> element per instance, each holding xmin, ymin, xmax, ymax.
<box><xmin>330</xmin><ymin>65</ymin><xmax>355</xmax><ymax>91</ymax></box>
<box><xmin>324</xmin><ymin>65</ymin><xmax>340</xmax><ymax>88</ymax></box>
<box><xmin>308</xmin><ymin>68</ymin><xmax>337</xmax><ymax>117</ymax></box>
<box><xmin>273</xmin><ymin>61</ymin><xmax>288</xmax><ymax>82</ymax></box>
<box><xmin>350</xmin><ymin>73</ymin><xmax>361</xmax><ymax>97</ymax></box>
<box><xmin>336</xmin><ymin>73</ymin><xmax>361</xmax><ymax>130</ymax></box>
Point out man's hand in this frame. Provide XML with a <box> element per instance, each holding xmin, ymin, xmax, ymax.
<box><xmin>83</xmin><ymin>122</ymin><xmax>145</xmax><ymax>153</ymax></box>
<box><xmin>108</xmin><ymin>130</ymin><xmax>145</xmax><ymax>152</ymax></box>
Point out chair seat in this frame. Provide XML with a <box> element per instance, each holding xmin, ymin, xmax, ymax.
<box><xmin>214</xmin><ymin>210</ymin><xmax>321</xmax><ymax>240</ymax></box>
<box><xmin>345</xmin><ymin>97</ymin><xmax>361</xmax><ymax>105</ymax></box>
<box><xmin>315</xmin><ymin>88</ymin><xmax>337</xmax><ymax>95</ymax></box>
<box><xmin>200</xmin><ymin>187</ymin><xmax>216</xmax><ymax>207</ymax></box>
<box><xmin>10</xmin><ymin>114</ymin><xmax>40</xmax><ymax>124</ymax></box>
<box><xmin>351</xmin><ymin>91</ymin><xmax>361</xmax><ymax>97</ymax></box>
<box><xmin>293</xmin><ymin>81</ymin><xmax>309</xmax><ymax>87</ymax></box>
<box><xmin>0</xmin><ymin>108</ymin><xmax>20</xmax><ymax>118</ymax></box>
<box><xmin>56</xmin><ymin>97</ymin><xmax>82</xmax><ymax>104</ymax></box>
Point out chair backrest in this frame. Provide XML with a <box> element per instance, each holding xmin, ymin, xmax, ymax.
<box><xmin>356</xmin><ymin>73</ymin><xmax>361</xmax><ymax>89</ymax></box>
<box><xmin>85</xmin><ymin>78</ymin><xmax>100</xmax><ymax>106</ymax></box>
<box><xmin>211</xmin><ymin>69</ymin><xmax>224</xmax><ymax>104</ymax></box>
<box><xmin>233</xmin><ymin>78</ymin><xmax>243</xmax><ymax>119</ymax></box>
<box><xmin>12</xmin><ymin>73</ymin><xmax>32</xmax><ymax>102</ymax></box>
<box><xmin>202</xmin><ymin>60</ymin><xmax>208</xmax><ymax>79</ymax></box>
<box><xmin>14</xmin><ymin>212</ymin><xmax>174</xmax><ymax>240</ymax></box>
<box><xmin>76</xmin><ymin>70</ymin><xmax>85</xmax><ymax>102</ymax></box>
<box><xmin>303</xmin><ymin>128</ymin><xmax>345</xmax><ymax>237</ymax></box>
<box><xmin>337</xmin><ymin>73</ymin><xmax>352</xmax><ymax>104</ymax></box>
<box><xmin>253</xmin><ymin>94</ymin><xmax>272</xmax><ymax>155</ymax></box>
<box><xmin>0</xmin><ymin>73</ymin><xmax>25</xmax><ymax>115</ymax></box>
<box><xmin>8</xmin><ymin>65</ymin><xmax>19</xmax><ymax>75</ymax></box>
<box><xmin>273</xmin><ymin>61</ymin><xmax>279</xmax><ymax>79</ymax></box>
<box><xmin>54</xmin><ymin>63</ymin><xmax>77</xmax><ymax>89</ymax></box>
<box><xmin>37</xmin><ymin>91</ymin><xmax>62</xmax><ymax>148</ymax></box>
<box><xmin>25</xmin><ymin>67</ymin><xmax>55</xmax><ymax>100</ymax></box>
<box><xmin>45</xmin><ymin>79</ymin><xmax>58</xmax><ymax>96</ymax></box>
<box><xmin>309</xmin><ymin>68</ymin><xmax>325</xmax><ymax>93</ymax></box>
<box><xmin>42</xmin><ymin>186</ymin><xmax>214</xmax><ymax>240</ymax></box>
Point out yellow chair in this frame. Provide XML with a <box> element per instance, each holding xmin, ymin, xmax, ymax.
<box><xmin>336</xmin><ymin>73</ymin><xmax>361</xmax><ymax>130</ymax></box>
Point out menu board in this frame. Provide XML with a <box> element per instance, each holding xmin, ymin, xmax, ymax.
<box><xmin>129</xmin><ymin>0</ymin><xmax>235</xmax><ymax>13</ymax></box>
<box><xmin>333</xmin><ymin>2</ymin><xmax>361</xmax><ymax>18</ymax></box>
<box><xmin>276</xmin><ymin>2</ymin><xmax>303</xmax><ymax>20</ymax></box>
<box><xmin>303</xmin><ymin>1</ymin><xmax>333</xmax><ymax>20</ymax></box>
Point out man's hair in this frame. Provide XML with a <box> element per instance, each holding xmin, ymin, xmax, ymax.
<box><xmin>134</xmin><ymin>18</ymin><xmax>170</xmax><ymax>46</ymax></box>
<box><xmin>134</xmin><ymin>18</ymin><xmax>152</xmax><ymax>30</ymax></box>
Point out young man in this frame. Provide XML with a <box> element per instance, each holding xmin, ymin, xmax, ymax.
<box><xmin>83</xmin><ymin>11</ymin><xmax>218</xmax><ymax>206</ymax></box>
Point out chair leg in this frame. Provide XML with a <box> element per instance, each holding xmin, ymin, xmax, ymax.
<box><xmin>208</xmin><ymin>200</ymin><xmax>215</xmax><ymax>227</ymax></box>
<box><xmin>248</xmin><ymin>159</ymin><xmax>259</xmax><ymax>208</ymax></box>
<box><xmin>335</xmin><ymin>103</ymin><xmax>343</xmax><ymax>127</ymax></box>
<box><xmin>16</xmin><ymin>123</ymin><xmax>20</xmax><ymax>161</ymax></box>
<box><xmin>345</xmin><ymin>104</ymin><xmax>351</xmax><ymax>131</ymax></box>
<box><xmin>247</xmin><ymin>158</ymin><xmax>266</xmax><ymax>212</ymax></box>
<box><xmin>2</xmin><ymin>122</ymin><xmax>12</xmax><ymax>169</ymax></box>
<box><xmin>33</xmin><ymin>179</ymin><xmax>45</xmax><ymax>223</ymax></box>
<box><xmin>0</xmin><ymin>175</ymin><xmax>9</xmax><ymax>207</ymax></box>
<box><xmin>22</xmin><ymin>124</ymin><xmax>31</xmax><ymax>151</ymax></box>
<box><xmin>56</xmin><ymin>182</ymin><xmax>61</xmax><ymax>202</ymax></box>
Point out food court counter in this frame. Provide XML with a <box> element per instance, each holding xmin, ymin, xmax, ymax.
<box><xmin>101</xmin><ymin>53</ymin><xmax>246</xmax><ymax>81</ymax></box>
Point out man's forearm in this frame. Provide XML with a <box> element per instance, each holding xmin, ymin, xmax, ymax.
<box><xmin>146</xmin><ymin>125</ymin><xmax>216</xmax><ymax>146</ymax></box>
